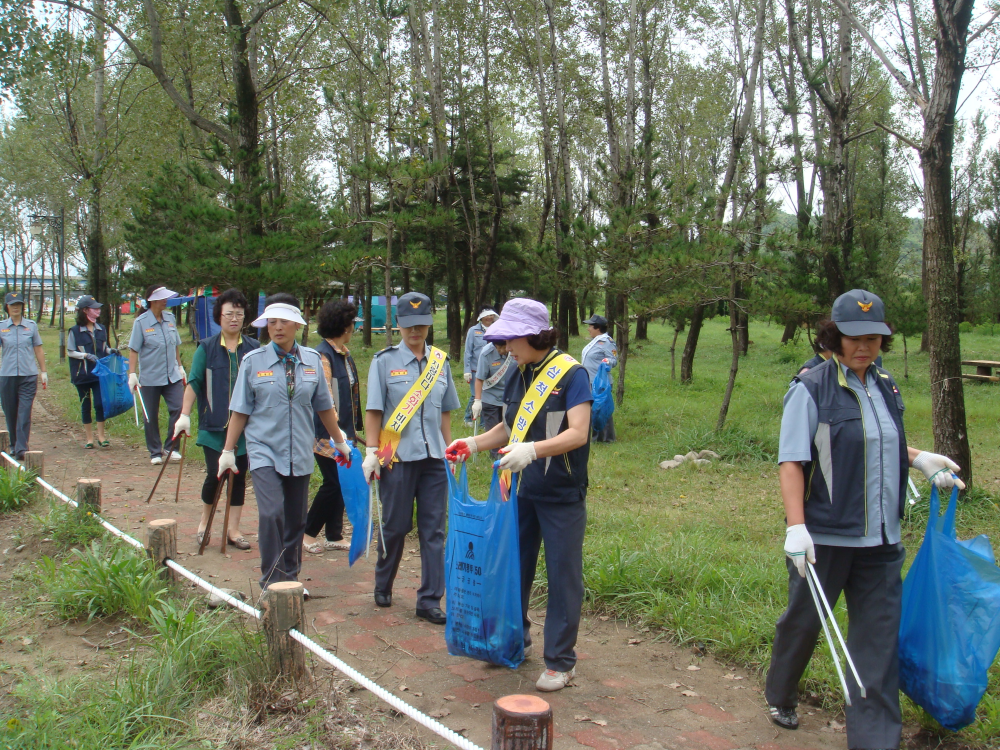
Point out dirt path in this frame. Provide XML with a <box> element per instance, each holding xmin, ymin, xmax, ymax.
<box><xmin>15</xmin><ymin>389</ymin><xmax>855</xmax><ymax>750</ymax></box>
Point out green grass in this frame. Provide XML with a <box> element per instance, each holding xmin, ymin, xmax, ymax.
<box><xmin>31</xmin><ymin>498</ymin><xmax>105</xmax><ymax>548</ymax></box>
<box><xmin>0</xmin><ymin>467</ymin><xmax>35</xmax><ymax>514</ymax></box>
<box><xmin>31</xmin><ymin>311</ymin><xmax>1000</xmax><ymax>744</ymax></box>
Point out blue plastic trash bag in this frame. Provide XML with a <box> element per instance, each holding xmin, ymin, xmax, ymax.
<box><xmin>591</xmin><ymin>361</ymin><xmax>614</xmax><ymax>431</ymax></box>
<box><xmin>93</xmin><ymin>353</ymin><xmax>133</xmax><ymax>420</ymax></box>
<box><xmin>445</xmin><ymin>464</ymin><xmax>523</xmax><ymax>668</ymax></box>
<box><xmin>338</xmin><ymin>443</ymin><xmax>370</xmax><ymax>566</ymax></box>
<box><xmin>899</xmin><ymin>486</ymin><xmax>1000</xmax><ymax>731</ymax></box>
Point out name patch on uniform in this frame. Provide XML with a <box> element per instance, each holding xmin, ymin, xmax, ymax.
<box><xmin>475</xmin><ymin>330</ymin><xmax>483</xmax><ymax>335</ymax></box>
<box><xmin>491</xmin><ymin>361</ymin><xmax>502</xmax><ymax>367</ymax></box>
<box><xmin>144</xmin><ymin>328</ymin><xmax>155</xmax><ymax>333</ymax></box>
<box><xmin>389</xmin><ymin>369</ymin><xmax>409</xmax><ymax>376</ymax></box>
<box><xmin>1</xmin><ymin>329</ymin><xmax>8</xmax><ymax>333</ymax></box>
<box><xmin>256</xmin><ymin>370</ymin><xmax>274</xmax><ymax>377</ymax></box>
<box><xmin>303</xmin><ymin>368</ymin><xmax>316</xmax><ymax>375</ymax></box>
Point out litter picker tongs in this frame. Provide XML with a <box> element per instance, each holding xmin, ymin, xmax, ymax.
<box><xmin>804</xmin><ymin>561</ymin><xmax>866</xmax><ymax>705</ymax></box>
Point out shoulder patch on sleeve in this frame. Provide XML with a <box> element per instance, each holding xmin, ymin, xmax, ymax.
<box><xmin>373</xmin><ymin>346</ymin><xmax>394</xmax><ymax>359</ymax></box>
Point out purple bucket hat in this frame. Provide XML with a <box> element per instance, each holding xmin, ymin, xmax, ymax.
<box><xmin>484</xmin><ymin>298</ymin><xmax>551</xmax><ymax>342</ymax></box>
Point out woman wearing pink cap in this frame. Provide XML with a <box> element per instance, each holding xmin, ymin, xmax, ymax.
<box><xmin>447</xmin><ymin>298</ymin><xmax>592</xmax><ymax>693</ymax></box>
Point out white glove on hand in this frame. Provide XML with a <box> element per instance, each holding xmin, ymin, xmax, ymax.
<box><xmin>464</xmin><ymin>372</ymin><xmax>473</xmax><ymax>384</ymax></box>
<box><xmin>363</xmin><ymin>446</ymin><xmax>381</xmax><ymax>482</ymax></box>
<box><xmin>334</xmin><ymin>441</ymin><xmax>351</xmax><ymax>458</ymax></box>
<box><xmin>912</xmin><ymin>451</ymin><xmax>966</xmax><ymax>490</ymax></box>
<box><xmin>471</xmin><ymin>399</ymin><xmax>482</xmax><ymax>420</ymax></box>
<box><xmin>178</xmin><ymin>366</ymin><xmax>187</xmax><ymax>384</ymax></box>
<box><xmin>128</xmin><ymin>372</ymin><xmax>140</xmax><ymax>391</ymax></box>
<box><xmin>784</xmin><ymin>524</ymin><xmax>816</xmax><ymax>578</ymax></box>
<box><xmin>40</xmin><ymin>372</ymin><xmax>48</xmax><ymax>388</ymax></box>
<box><xmin>446</xmin><ymin>437</ymin><xmax>478</xmax><ymax>463</ymax></box>
<box><xmin>173</xmin><ymin>414</ymin><xmax>191</xmax><ymax>438</ymax></box>
<box><xmin>498</xmin><ymin>441</ymin><xmax>537</xmax><ymax>472</ymax></box>
<box><xmin>217</xmin><ymin>450</ymin><xmax>237</xmax><ymax>478</ymax></box>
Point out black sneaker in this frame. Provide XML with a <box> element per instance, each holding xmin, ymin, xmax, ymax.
<box><xmin>768</xmin><ymin>705</ymin><xmax>799</xmax><ymax>730</ymax></box>
<box><xmin>374</xmin><ymin>590</ymin><xmax>392</xmax><ymax>608</ymax></box>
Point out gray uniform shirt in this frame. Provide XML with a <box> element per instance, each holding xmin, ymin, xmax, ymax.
<box><xmin>581</xmin><ymin>333</ymin><xmax>618</xmax><ymax>380</ymax></box>
<box><xmin>464</xmin><ymin>322</ymin><xmax>487</xmax><ymax>376</ymax></box>
<box><xmin>0</xmin><ymin>318</ymin><xmax>42</xmax><ymax>377</ymax></box>
<box><xmin>779</xmin><ymin>361</ymin><xmax>902</xmax><ymax>547</ymax></box>
<box><xmin>476</xmin><ymin>343</ymin><xmax>512</xmax><ymax>407</ymax></box>
<box><xmin>229</xmin><ymin>344</ymin><xmax>334</xmax><ymax>476</ymax></box>
<box><xmin>128</xmin><ymin>309</ymin><xmax>183</xmax><ymax>386</ymax></box>
<box><xmin>367</xmin><ymin>343</ymin><xmax>461</xmax><ymax>461</ymax></box>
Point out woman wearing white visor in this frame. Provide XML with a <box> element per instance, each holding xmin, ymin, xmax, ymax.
<box><xmin>128</xmin><ymin>285</ymin><xmax>186</xmax><ymax>464</ymax></box>
<box><xmin>219</xmin><ymin>294</ymin><xmax>350</xmax><ymax>592</ymax></box>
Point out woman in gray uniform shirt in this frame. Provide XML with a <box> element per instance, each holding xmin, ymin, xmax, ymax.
<box><xmin>128</xmin><ymin>285</ymin><xmax>186</xmax><ymax>465</ymax></box>
<box><xmin>766</xmin><ymin>289</ymin><xmax>965</xmax><ymax>750</ymax></box>
<box><xmin>0</xmin><ymin>292</ymin><xmax>47</xmax><ymax>460</ymax></box>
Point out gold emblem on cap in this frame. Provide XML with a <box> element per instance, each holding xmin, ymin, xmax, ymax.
<box><xmin>858</xmin><ymin>300</ymin><xmax>873</xmax><ymax>313</ymax></box>
<box><xmin>409</xmin><ymin>300</ymin><xmax>421</xmax><ymax>309</ymax></box>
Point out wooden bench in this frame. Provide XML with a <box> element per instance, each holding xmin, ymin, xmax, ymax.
<box><xmin>961</xmin><ymin>360</ymin><xmax>1000</xmax><ymax>383</ymax></box>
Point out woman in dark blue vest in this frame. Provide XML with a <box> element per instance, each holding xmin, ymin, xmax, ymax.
<box><xmin>303</xmin><ymin>299</ymin><xmax>363</xmax><ymax>554</ymax></box>
<box><xmin>447</xmin><ymin>298</ymin><xmax>592</xmax><ymax>694</ymax></box>
<box><xmin>173</xmin><ymin>289</ymin><xmax>259</xmax><ymax>549</ymax></box>
<box><xmin>67</xmin><ymin>295</ymin><xmax>111</xmax><ymax>448</ymax></box>
<box><xmin>766</xmin><ymin>289</ymin><xmax>965</xmax><ymax>750</ymax></box>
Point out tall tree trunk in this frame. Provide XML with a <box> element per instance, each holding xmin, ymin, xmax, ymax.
<box><xmin>89</xmin><ymin>0</ymin><xmax>110</xmax><ymax>325</ymax></box>
<box><xmin>680</xmin><ymin>305</ymin><xmax>704</xmax><ymax>383</ymax></box>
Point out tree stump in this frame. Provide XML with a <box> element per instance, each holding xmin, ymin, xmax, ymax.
<box><xmin>491</xmin><ymin>695</ymin><xmax>553</xmax><ymax>749</ymax></box>
<box><xmin>0</xmin><ymin>431</ymin><xmax>9</xmax><ymax>456</ymax></box>
<box><xmin>77</xmin><ymin>478</ymin><xmax>102</xmax><ymax>512</ymax></box>
<box><xmin>23</xmin><ymin>451</ymin><xmax>43</xmax><ymax>477</ymax></box>
<box><xmin>146</xmin><ymin>519</ymin><xmax>177</xmax><ymax>581</ymax></box>
<box><xmin>261</xmin><ymin>582</ymin><xmax>308</xmax><ymax>682</ymax></box>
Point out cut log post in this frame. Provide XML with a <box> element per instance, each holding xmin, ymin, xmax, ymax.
<box><xmin>23</xmin><ymin>451</ymin><xmax>43</xmax><ymax>477</ymax></box>
<box><xmin>77</xmin><ymin>478</ymin><xmax>102</xmax><ymax>512</ymax></box>
<box><xmin>261</xmin><ymin>581</ymin><xmax>308</xmax><ymax>682</ymax></box>
<box><xmin>491</xmin><ymin>695</ymin><xmax>553</xmax><ymax>750</ymax></box>
<box><xmin>146</xmin><ymin>519</ymin><xmax>177</xmax><ymax>581</ymax></box>
<box><xmin>0</xmin><ymin>431</ymin><xmax>9</xmax><ymax>456</ymax></box>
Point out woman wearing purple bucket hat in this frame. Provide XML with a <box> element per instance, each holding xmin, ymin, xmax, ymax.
<box><xmin>446</xmin><ymin>298</ymin><xmax>593</xmax><ymax>693</ymax></box>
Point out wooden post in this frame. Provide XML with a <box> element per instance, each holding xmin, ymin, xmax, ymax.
<box><xmin>23</xmin><ymin>451</ymin><xmax>43</xmax><ymax>477</ymax></box>
<box><xmin>77</xmin><ymin>478</ymin><xmax>102</xmax><ymax>512</ymax></box>
<box><xmin>0</xmin><ymin>431</ymin><xmax>8</xmax><ymax>456</ymax></box>
<box><xmin>491</xmin><ymin>695</ymin><xmax>553</xmax><ymax>750</ymax></box>
<box><xmin>261</xmin><ymin>581</ymin><xmax>308</xmax><ymax>682</ymax></box>
<box><xmin>146</xmin><ymin>519</ymin><xmax>177</xmax><ymax>581</ymax></box>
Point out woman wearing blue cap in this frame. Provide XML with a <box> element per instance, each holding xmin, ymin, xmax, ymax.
<box><xmin>67</xmin><ymin>295</ymin><xmax>112</xmax><ymax>448</ymax></box>
<box><xmin>0</xmin><ymin>292</ymin><xmax>47</xmax><ymax>459</ymax></box>
<box><xmin>766</xmin><ymin>289</ymin><xmax>966</xmax><ymax>750</ymax></box>
<box><xmin>581</xmin><ymin>314</ymin><xmax>618</xmax><ymax>442</ymax></box>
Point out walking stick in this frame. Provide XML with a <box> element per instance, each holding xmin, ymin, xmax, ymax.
<box><xmin>199</xmin><ymin>472</ymin><xmax>230</xmax><ymax>555</ymax></box>
<box><xmin>219</xmin><ymin>470</ymin><xmax>234</xmax><ymax>554</ymax></box>
<box><xmin>143</xmin><ymin>435</ymin><xmax>177</xmax><ymax>504</ymax></box>
<box><xmin>173</xmin><ymin>433</ymin><xmax>187</xmax><ymax>503</ymax></box>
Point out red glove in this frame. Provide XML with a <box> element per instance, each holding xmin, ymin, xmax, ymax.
<box><xmin>446</xmin><ymin>438</ymin><xmax>478</xmax><ymax>463</ymax></box>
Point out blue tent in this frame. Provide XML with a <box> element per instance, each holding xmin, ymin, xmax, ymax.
<box><xmin>193</xmin><ymin>296</ymin><xmax>221</xmax><ymax>340</ymax></box>
<box><xmin>350</xmin><ymin>295</ymin><xmax>397</xmax><ymax>329</ymax></box>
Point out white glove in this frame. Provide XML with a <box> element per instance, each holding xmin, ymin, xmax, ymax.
<box><xmin>178</xmin><ymin>366</ymin><xmax>187</xmax><ymax>384</ymax></box>
<box><xmin>363</xmin><ymin>446</ymin><xmax>381</xmax><ymax>482</ymax></box>
<box><xmin>471</xmin><ymin>399</ymin><xmax>482</xmax><ymax>420</ymax></box>
<box><xmin>784</xmin><ymin>524</ymin><xmax>816</xmax><ymax>578</ymax></box>
<box><xmin>40</xmin><ymin>372</ymin><xmax>48</xmax><ymax>388</ymax></box>
<box><xmin>128</xmin><ymin>372</ymin><xmax>140</xmax><ymax>391</ymax></box>
<box><xmin>334</xmin><ymin>441</ymin><xmax>351</xmax><ymax>458</ymax></box>
<box><xmin>464</xmin><ymin>372</ymin><xmax>473</xmax><ymax>384</ymax></box>
<box><xmin>497</xmin><ymin>441</ymin><xmax>536</xmax><ymax>472</ymax></box>
<box><xmin>217</xmin><ymin>449</ymin><xmax>237</xmax><ymax>478</ymax></box>
<box><xmin>173</xmin><ymin>414</ymin><xmax>191</xmax><ymax>438</ymax></box>
<box><xmin>912</xmin><ymin>451</ymin><xmax>966</xmax><ymax>490</ymax></box>
<box><xmin>446</xmin><ymin>437</ymin><xmax>478</xmax><ymax>463</ymax></box>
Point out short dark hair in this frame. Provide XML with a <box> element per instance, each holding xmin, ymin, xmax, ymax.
<box><xmin>525</xmin><ymin>328</ymin><xmax>559</xmax><ymax>351</ymax></box>
<box><xmin>265</xmin><ymin>292</ymin><xmax>300</xmax><ymax>309</ymax></box>
<box><xmin>815</xmin><ymin>318</ymin><xmax>894</xmax><ymax>355</ymax></box>
<box><xmin>590</xmin><ymin>322</ymin><xmax>608</xmax><ymax>334</ymax></box>
<box><xmin>213</xmin><ymin>288</ymin><xmax>250</xmax><ymax>325</ymax></box>
<box><xmin>317</xmin><ymin>299</ymin><xmax>358</xmax><ymax>339</ymax></box>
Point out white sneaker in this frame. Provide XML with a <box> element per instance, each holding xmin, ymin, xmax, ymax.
<box><xmin>523</xmin><ymin>644</ymin><xmax>533</xmax><ymax>658</ymax></box>
<box><xmin>170</xmin><ymin>451</ymin><xmax>183</xmax><ymax>461</ymax></box>
<box><xmin>536</xmin><ymin>666</ymin><xmax>575</xmax><ymax>692</ymax></box>
<box><xmin>151</xmin><ymin>456</ymin><xmax>163</xmax><ymax>466</ymax></box>
<box><xmin>303</xmin><ymin>587</ymin><xmax>311</xmax><ymax>600</ymax></box>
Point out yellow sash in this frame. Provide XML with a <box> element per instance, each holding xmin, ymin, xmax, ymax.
<box><xmin>500</xmin><ymin>350</ymin><xmax>579</xmax><ymax>499</ymax></box>
<box><xmin>376</xmin><ymin>346</ymin><xmax>447</xmax><ymax>467</ymax></box>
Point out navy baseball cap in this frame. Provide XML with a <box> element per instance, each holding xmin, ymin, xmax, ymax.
<box><xmin>583</xmin><ymin>315</ymin><xmax>608</xmax><ymax>327</ymax></box>
<box><xmin>4</xmin><ymin>292</ymin><xmax>24</xmax><ymax>306</ymax></box>
<box><xmin>831</xmin><ymin>289</ymin><xmax>892</xmax><ymax>336</ymax></box>
<box><xmin>396</xmin><ymin>292</ymin><xmax>434</xmax><ymax>327</ymax></box>
<box><xmin>76</xmin><ymin>295</ymin><xmax>103</xmax><ymax>310</ymax></box>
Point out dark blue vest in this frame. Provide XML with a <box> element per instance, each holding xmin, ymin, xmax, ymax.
<box><xmin>503</xmin><ymin>349</ymin><xmax>590</xmax><ymax>503</ymax></box>
<box><xmin>196</xmin><ymin>333</ymin><xmax>259</xmax><ymax>432</ymax></box>
<box><xmin>795</xmin><ymin>358</ymin><xmax>909</xmax><ymax>536</ymax></box>
<box><xmin>69</xmin><ymin>324</ymin><xmax>109</xmax><ymax>384</ymax></box>
<box><xmin>313</xmin><ymin>340</ymin><xmax>359</xmax><ymax>441</ymax></box>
